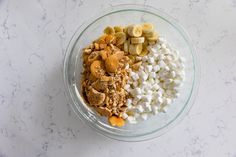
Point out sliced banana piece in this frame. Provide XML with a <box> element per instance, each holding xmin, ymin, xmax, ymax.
<box><xmin>147</xmin><ymin>32</ymin><xmax>159</xmax><ymax>41</ymax></box>
<box><xmin>127</xmin><ymin>25</ymin><xmax>142</xmax><ymax>37</ymax></box>
<box><xmin>129</xmin><ymin>44</ymin><xmax>142</xmax><ymax>55</ymax></box>
<box><xmin>143</xmin><ymin>30</ymin><xmax>155</xmax><ymax>38</ymax></box>
<box><xmin>114</xmin><ymin>32</ymin><xmax>126</xmax><ymax>45</ymax></box>
<box><xmin>114</xmin><ymin>26</ymin><xmax>123</xmax><ymax>32</ymax></box>
<box><xmin>142</xmin><ymin>23</ymin><xmax>154</xmax><ymax>33</ymax></box>
<box><xmin>123</xmin><ymin>38</ymin><xmax>130</xmax><ymax>53</ymax></box>
<box><xmin>130</xmin><ymin>37</ymin><xmax>145</xmax><ymax>44</ymax></box>
<box><xmin>103</xmin><ymin>26</ymin><xmax>115</xmax><ymax>35</ymax></box>
<box><xmin>139</xmin><ymin>48</ymin><xmax>148</xmax><ymax>56</ymax></box>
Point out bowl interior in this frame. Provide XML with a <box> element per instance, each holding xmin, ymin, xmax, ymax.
<box><xmin>65</xmin><ymin>5</ymin><xmax>196</xmax><ymax>141</ymax></box>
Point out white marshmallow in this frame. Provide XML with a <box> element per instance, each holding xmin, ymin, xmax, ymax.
<box><xmin>159</xmin><ymin>60</ymin><xmax>166</xmax><ymax>68</ymax></box>
<box><xmin>121</xmin><ymin>112</ymin><xmax>128</xmax><ymax>119</ymax></box>
<box><xmin>140</xmin><ymin>113</ymin><xmax>148</xmax><ymax>120</ymax></box>
<box><xmin>146</xmin><ymin>65</ymin><xmax>153</xmax><ymax>72</ymax></box>
<box><xmin>149</xmin><ymin>72</ymin><xmax>156</xmax><ymax>78</ymax></box>
<box><xmin>131</xmin><ymin>73</ymin><xmax>139</xmax><ymax>81</ymax></box>
<box><xmin>148</xmin><ymin>57</ymin><xmax>155</xmax><ymax>64</ymax></box>
<box><xmin>153</xmin><ymin>65</ymin><xmax>160</xmax><ymax>72</ymax></box>
<box><xmin>151</xmin><ymin>105</ymin><xmax>159</xmax><ymax>115</ymax></box>
<box><xmin>127</xmin><ymin>116</ymin><xmax>137</xmax><ymax>124</ymax></box>
<box><xmin>136</xmin><ymin>105</ymin><xmax>144</xmax><ymax>113</ymax></box>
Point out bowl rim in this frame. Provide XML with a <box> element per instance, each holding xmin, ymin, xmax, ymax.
<box><xmin>63</xmin><ymin>4</ymin><xmax>200</xmax><ymax>142</ymax></box>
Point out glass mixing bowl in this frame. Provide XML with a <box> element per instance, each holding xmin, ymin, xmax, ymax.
<box><xmin>63</xmin><ymin>4</ymin><xmax>200</xmax><ymax>141</ymax></box>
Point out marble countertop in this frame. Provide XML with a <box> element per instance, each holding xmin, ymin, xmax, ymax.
<box><xmin>0</xmin><ymin>0</ymin><xmax>236</xmax><ymax>157</ymax></box>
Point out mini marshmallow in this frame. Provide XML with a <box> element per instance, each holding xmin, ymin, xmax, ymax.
<box><xmin>136</xmin><ymin>105</ymin><xmax>144</xmax><ymax>113</ymax></box>
<box><xmin>158</xmin><ymin>54</ymin><xmax>165</xmax><ymax>60</ymax></box>
<box><xmin>143</xmin><ymin>95</ymin><xmax>152</xmax><ymax>102</ymax></box>
<box><xmin>161</xmin><ymin>43</ymin><xmax>167</xmax><ymax>49</ymax></box>
<box><xmin>161</xmin><ymin>105</ymin><xmax>169</xmax><ymax>113</ymax></box>
<box><xmin>136</xmin><ymin>95</ymin><xmax>142</xmax><ymax>100</ymax></box>
<box><xmin>136</xmin><ymin>56</ymin><xmax>142</xmax><ymax>61</ymax></box>
<box><xmin>164</xmin><ymin>66</ymin><xmax>170</xmax><ymax>71</ymax></box>
<box><xmin>121</xmin><ymin>112</ymin><xmax>128</xmax><ymax>119</ymax></box>
<box><xmin>126</xmin><ymin>99</ymin><xmax>132</xmax><ymax>106</ymax></box>
<box><xmin>139</xmin><ymin>71</ymin><xmax>148</xmax><ymax>81</ymax></box>
<box><xmin>145</xmin><ymin>104</ymin><xmax>152</xmax><ymax>112</ymax></box>
<box><xmin>148</xmin><ymin>57</ymin><xmax>155</xmax><ymax>64</ymax></box>
<box><xmin>134</xmin><ymin>88</ymin><xmax>142</xmax><ymax>95</ymax></box>
<box><xmin>151</xmin><ymin>105</ymin><xmax>159</xmax><ymax>115</ymax></box>
<box><xmin>124</xmin><ymin>84</ymin><xmax>130</xmax><ymax>90</ymax></box>
<box><xmin>140</xmin><ymin>113</ymin><xmax>148</xmax><ymax>120</ymax></box>
<box><xmin>153</xmin><ymin>65</ymin><xmax>160</xmax><ymax>72</ymax></box>
<box><xmin>146</xmin><ymin>65</ymin><xmax>153</xmax><ymax>72</ymax></box>
<box><xmin>157</xmin><ymin>97</ymin><xmax>163</xmax><ymax>104</ymax></box>
<box><xmin>159</xmin><ymin>60</ymin><xmax>166</xmax><ymax>68</ymax></box>
<box><xmin>152</xmin><ymin>83</ymin><xmax>160</xmax><ymax>90</ymax></box>
<box><xmin>170</xmin><ymin>71</ymin><xmax>176</xmax><ymax>78</ymax></box>
<box><xmin>127</xmin><ymin>116</ymin><xmax>137</xmax><ymax>124</ymax></box>
<box><xmin>149</xmin><ymin>72</ymin><xmax>156</xmax><ymax>78</ymax></box>
<box><xmin>131</xmin><ymin>73</ymin><xmax>139</xmax><ymax>81</ymax></box>
<box><xmin>149</xmin><ymin>47</ymin><xmax>158</xmax><ymax>53</ymax></box>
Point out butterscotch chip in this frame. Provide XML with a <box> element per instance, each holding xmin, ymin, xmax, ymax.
<box><xmin>86</xmin><ymin>87</ymin><xmax>105</xmax><ymax>106</ymax></box>
<box><xmin>108</xmin><ymin>116</ymin><xmax>125</xmax><ymax>127</ymax></box>
<box><xmin>90</xmin><ymin>60</ymin><xmax>105</xmax><ymax>78</ymax></box>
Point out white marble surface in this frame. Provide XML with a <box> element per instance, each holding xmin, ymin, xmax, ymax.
<box><xmin>0</xmin><ymin>0</ymin><xmax>236</xmax><ymax>156</ymax></box>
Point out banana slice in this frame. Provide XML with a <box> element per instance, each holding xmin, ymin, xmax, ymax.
<box><xmin>142</xmin><ymin>23</ymin><xmax>154</xmax><ymax>33</ymax></box>
<box><xmin>148</xmin><ymin>41</ymin><xmax>156</xmax><ymax>45</ymax></box>
<box><xmin>114</xmin><ymin>32</ymin><xmax>126</xmax><ymax>45</ymax></box>
<box><xmin>130</xmin><ymin>37</ymin><xmax>145</xmax><ymax>44</ymax></box>
<box><xmin>147</xmin><ymin>32</ymin><xmax>159</xmax><ymax>41</ymax></box>
<box><xmin>123</xmin><ymin>40</ymin><xmax>129</xmax><ymax>53</ymax></box>
<box><xmin>139</xmin><ymin>48</ymin><xmax>148</xmax><ymax>56</ymax></box>
<box><xmin>127</xmin><ymin>25</ymin><xmax>142</xmax><ymax>37</ymax></box>
<box><xmin>143</xmin><ymin>30</ymin><xmax>155</xmax><ymax>38</ymax></box>
<box><xmin>114</xmin><ymin>26</ymin><xmax>123</xmax><ymax>33</ymax></box>
<box><xmin>103</xmin><ymin>26</ymin><xmax>115</xmax><ymax>35</ymax></box>
<box><xmin>129</xmin><ymin>44</ymin><xmax>142</xmax><ymax>55</ymax></box>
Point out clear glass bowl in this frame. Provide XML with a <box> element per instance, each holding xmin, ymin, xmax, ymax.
<box><xmin>63</xmin><ymin>4</ymin><xmax>200</xmax><ymax>141</ymax></box>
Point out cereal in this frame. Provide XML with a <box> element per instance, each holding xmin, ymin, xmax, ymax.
<box><xmin>90</xmin><ymin>60</ymin><xmax>105</xmax><ymax>78</ymax></box>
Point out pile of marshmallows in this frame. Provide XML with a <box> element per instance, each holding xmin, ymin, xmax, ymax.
<box><xmin>122</xmin><ymin>38</ymin><xmax>185</xmax><ymax>124</ymax></box>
